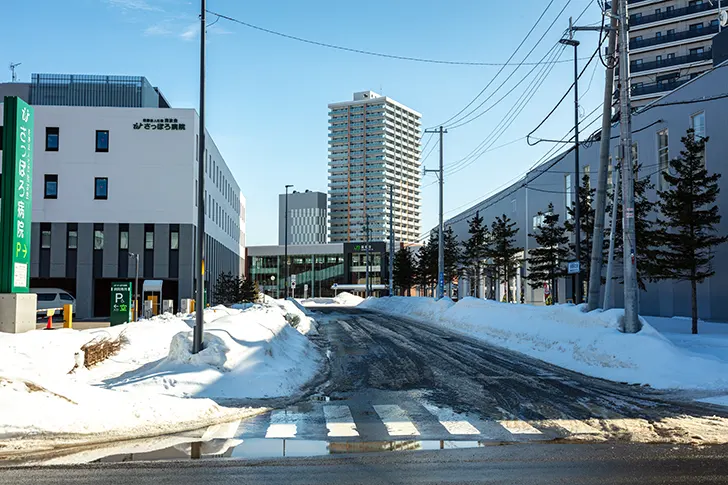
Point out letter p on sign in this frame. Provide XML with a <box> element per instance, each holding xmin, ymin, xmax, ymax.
<box><xmin>115</xmin><ymin>293</ymin><xmax>124</xmax><ymax>303</ymax></box>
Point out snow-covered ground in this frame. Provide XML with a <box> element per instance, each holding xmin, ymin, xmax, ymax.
<box><xmin>0</xmin><ymin>299</ymin><xmax>322</xmax><ymax>453</ymax></box>
<box><xmin>359</xmin><ymin>297</ymin><xmax>728</xmax><ymax>391</ymax></box>
<box><xmin>301</xmin><ymin>292</ymin><xmax>364</xmax><ymax>307</ymax></box>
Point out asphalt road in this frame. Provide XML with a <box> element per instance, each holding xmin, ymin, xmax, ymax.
<box><xmin>5</xmin><ymin>444</ymin><xmax>728</xmax><ymax>484</ymax></box>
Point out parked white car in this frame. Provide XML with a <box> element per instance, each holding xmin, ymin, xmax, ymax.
<box><xmin>31</xmin><ymin>288</ymin><xmax>76</xmax><ymax>317</ymax></box>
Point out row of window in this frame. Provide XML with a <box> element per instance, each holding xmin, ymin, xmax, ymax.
<box><xmin>43</xmin><ymin>175</ymin><xmax>108</xmax><ymax>199</ymax></box>
<box><xmin>40</xmin><ymin>226</ymin><xmax>179</xmax><ymax>251</ymax></box>
<box><xmin>633</xmin><ymin>46</ymin><xmax>708</xmax><ymax>68</ymax></box>
<box><xmin>631</xmin><ymin>19</ymin><xmax>718</xmax><ymax>43</ymax></box>
<box><xmin>43</xmin><ymin>127</ymin><xmax>109</xmax><ymax>152</ymax></box>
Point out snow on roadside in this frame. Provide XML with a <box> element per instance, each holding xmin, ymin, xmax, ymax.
<box><xmin>301</xmin><ymin>292</ymin><xmax>364</xmax><ymax>307</ymax></box>
<box><xmin>359</xmin><ymin>297</ymin><xmax>728</xmax><ymax>391</ymax></box>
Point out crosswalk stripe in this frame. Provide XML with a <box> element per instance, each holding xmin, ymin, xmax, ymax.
<box><xmin>497</xmin><ymin>419</ymin><xmax>544</xmax><ymax>436</ymax></box>
<box><xmin>323</xmin><ymin>405</ymin><xmax>359</xmax><ymax>437</ymax></box>
<box><xmin>265</xmin><ymin>410</ymin><xmax>298</xmax><ymax>438</ymax></box>
<box><xmin>373</xmin><ymin>404</ymin><xmax>420</xmax><ymax>436</ymax></box>
<box><xmin>421</xmin><ymin>402</ymin><xmax>480</xmax><ymax>435</ymax></box>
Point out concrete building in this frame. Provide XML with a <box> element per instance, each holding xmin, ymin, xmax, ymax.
<box><xmin>628</xmin><ymin>0</ymin><xmax>725</xmax><ymax>107</ymax></box>
<box><xmin>0</xmin><ymin>74</ymin><xmax>245</xmax><ymax>317</ymax></box>
<box><xmin>445</xmin><ymin>46</ymin><xmax>728</xmax><ymax>320</ymax></box>
<box><xmin>278</xmin><ymin>190</ymin><xmax>327</xmax><ymax>245</ymax></box>
<box><xmin>246</xmin><ymin>241</ymin><xmax>391</xmax><ymax>298</ymax></box>
<box><xmin>328</xmin><ymin>91</ymin><xmax>421</xmax><ymax>244</ymax></box>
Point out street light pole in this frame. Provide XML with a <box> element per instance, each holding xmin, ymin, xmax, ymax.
<box><xmin>365</xmin><ymin>213</ymin><xmax>370</xmax><ymax>298</ymax></box>
<box><xmin>388</xmin><ymin>183</ymin><xmax>394</xmax><ymax>296</ymax></box>
<box><xmin>129</xmin><ymin>252</ymin><xmax>139</xmax><ymax>321</ymax></box>
<box><xmin>424</xmin><ymin>126</ymin><xmax>447</xmax><ymax>300</ymax></box>
<box><xmin>193</xmin><ymin>0</ymin><xmax>206</xmax><ymax>354</ymax></box>
<box><xmin>560</xmin><ymin>31</ymin><xmax>581</xmax><ymax>304</ymax></box>
<box><xmin>284</xmin><ymin>184</ymin><xmax>293</xmax><ymax>300</ymax></box>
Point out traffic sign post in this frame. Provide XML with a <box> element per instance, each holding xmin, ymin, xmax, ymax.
<box><xmin>110</xmin><ymin>282</ymin><xmax>132</xmax><ymax>326</ymax></box>
<box><xmin>567</xmin><ymin>262</ymin><xmax>580</xmax><ymax>274</ymax></box>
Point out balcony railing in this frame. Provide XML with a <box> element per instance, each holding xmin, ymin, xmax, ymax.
<box><xmin>630</xmin><ymin>24</ymin><xmax>719</xmax><ymax>50</ymax></box>
<box><xmin>630</xmin><ymin>2</ymin><xmax>716</xmax><ymax>27</ymax></box>
<box><xmin>630</xmin><ymin>48</ymin><xmax>712</xmax><ymax>73</ymax></box>
<box><xmin>631</xmin><ymin>77</ymin><xmax>690</xmax><ymax>97</ymax></box>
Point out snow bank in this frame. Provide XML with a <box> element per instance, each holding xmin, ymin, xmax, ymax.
<box><xmin>107</xmin><ymin>304</ymin><xmax>323</xmax><ymax>400</ymax></box>
<box><xmin>301</xmin><ymin>292</ymin><xmax>364</xmax><ymax>307</ymax></box>
<box><xmin>360</xmin><ymin>297</ymin><xmax>728</xmax><ymax>390</ymax></box>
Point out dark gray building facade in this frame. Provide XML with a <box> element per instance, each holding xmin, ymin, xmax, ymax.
<box><xmin>279</xmin><ymin>190</ymin><xmax>327</xmax><ymax>245</ymax></box>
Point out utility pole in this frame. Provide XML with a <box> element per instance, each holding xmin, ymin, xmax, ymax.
<box><xmin>193</xmin><ymin>0</ymin><xmax>206</xmax><ymax>355</ymax></box>
<box><xmin>424</xmin><ymin>126</ymin><xmax>447</xmax><ymax>300</ymax></box>
<box><xmin>604</xmin><ymin>166</ymin><xmax>620</xmax><ymax>309</ymax></box>
<box><xmin>618</xmin><ymin>0</ymin><xmax>640</xmax><ymax>333</ymax></box>
<box><xmin>129</xmin><ymin>253</ymin><xmax>139</xmax><ymax>321</ymax></box>
<box><xmin>365</xmin><ymin>213</ymin><xmax>370</xmax><ymax>298</ymax></box>
<box><xmin>587</xmin><ymin>0</ymin><xmax>619</xmax><ymax>311</ymax></box>
<box><xmin>389</xmin><ymin>183</ymin><xmax>394</xmax><ymax>296</ymax></box>
<box><xmin>284</xmin><ymin>184</ymin><xmax>293</xmax><ymax>299</ymax></box>
<box><xmin>560</xmin><ymin>18</ymin><xmax>606</xmax><ymax>304</ymax></box>
<box><xmin>9</xmin><ymin>62</ymin><xmax>21</xmax><ymax>82</ymax></box>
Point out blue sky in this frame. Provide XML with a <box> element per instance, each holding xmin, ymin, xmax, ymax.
<box><xmin>4</xmin><ymin>0</ymin><xmax>605</xmax><ymax>245</ymax></box>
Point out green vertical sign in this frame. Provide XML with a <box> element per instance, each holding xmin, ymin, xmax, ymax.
<box><xmin>110</xmin><ymin>282</ymin><xmax>132</xmax><ymax>326</ymax></box>
<box><xmin>0</xmin><ymin>97</ymin><xmax>34</xmax><ymax>293</ymax></box>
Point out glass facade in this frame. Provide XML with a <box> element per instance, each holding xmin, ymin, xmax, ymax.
<box><xmin>249</xmin><ymin>253</ymin><xmax>346</xmax><ymax>298</ymax></box>
<box><xmin>30</xmin><ymin>73</ymin><xmax>160</xmax><ymax>108</ymax></box>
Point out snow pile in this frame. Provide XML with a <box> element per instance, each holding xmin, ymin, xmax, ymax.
<box><xmin>360</xmin><ymin>297</ymin><xmax>728</xmax><ymax>390</ymax></box>
<box><xmin>301</xmin><ymin>292</ymin><xmax>364</xmax><ymax>307</ymax></box>
<box><xmin>107</xmin><ymin>304</ymin><xmax>323</xmax><ymax>400</ymax></box>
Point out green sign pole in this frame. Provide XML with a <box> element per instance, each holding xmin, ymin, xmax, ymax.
<box><xmin>0</xmin><ymin>97</ymin><xmax>34</xmax><ymax>293</ymax></box>
<box><xmin>110</xmin><ymin>282</ymin><xmax>132</xmax><ymax>326</ymax></box>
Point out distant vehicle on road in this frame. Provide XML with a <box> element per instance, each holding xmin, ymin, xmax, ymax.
<box><xmin>31</xmin><ymin>288</ymin><xmax>76</xmax><ymax>317</ymax></box>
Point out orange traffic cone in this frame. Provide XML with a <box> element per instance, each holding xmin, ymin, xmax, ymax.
<box><xmin>45</xmin><ymin>313</ymin><xmax>53</xmax><ymax>330</ymax></box>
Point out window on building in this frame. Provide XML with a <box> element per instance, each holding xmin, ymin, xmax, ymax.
<box><xmin>145</xmin><ymin>230</ymin><xmax>154</xmax><ymax>250</ymax></box>
<box><xmin>170</xmin><ymin>231</ymin><xmax>179</xmax><ymax>250</ymax></box>
<box><xmin>41</xmin><ymin>230</ymin><xmax>51</xmax><ymax>249</ymax></box>
<box><xmin>44</xmin><ymin>174</ymin><xmax>58</xmax><ymax>199</ymax></box>
<box><xmin>667</xmin><ymin>52</ymin><xmax>676</xmax><ymax>59</ymax></box>
<box><xmin>711</xmin><ymin>19</ymin><xmax>719</xmax><ymax>28</ymax></box>
<box><xmin>634</xmin><ymin>35</ymin><xmax>643</xmax><ymax>42</ymax></box>
<box><xmin>655</xmin><ymin>8</ymin><xmax>661</xmax><ymax>14</ymax></box>
<box><xmin>634</xmin><ymin>12</ymin><xmax>642</xmax><ymax>19</ymax></box>
<box><xmin>667</xmin><ymin>29</ymin><xmax>675</xmax><ymax>35</ymax></box>
<box><xmin>691</xmin><ymin>111</ymin><xmax>706</xmax><ymax>163</ymax></box>
<box><xmin>657</xmin><ymin>129</ymin><xmax>669</xmax><ymax>189</ymax></box>
<box><xmin>120</xmin><ymin>230</ymin><xmax>129</xmax><ymax>250</ymax></box>
<box><xmin>511</xmin><ymin>199</ymin><xmax>517</xmax><ymax>213</ymax></box>
<box><xmin>666</xmin><ymin>5</ymin><xmax>674</xmax><ymax>11</ymax></box>
<box><xmin>565</xmin><ymin>173</ymin><xmax>573</xmax><ymax>218</ymax></box>
<box><xmin>94</xmin><ymin>177</ymin><xmax>108</xmax><ymax>200</ymax></box>
<box><xmin>689</xmin><ymin>22</ymin><xmax>704</xmax><ymax>31</ymax></box>
<box><xmin>655</xmin><ymin>31</ymin><xmax>662</xmax><ymax>38</ymax></box>
<box><xmin>95</xmin><ymin>130</ymin><xmax>109</xmax><ymax>152</ymax></box>
<box><xmin>656</xmin><ymin>55</ymin><xmax>662</xmax><ymax>62</ymax></box>
<box><xmin>196</xmin><ymin>135</ymin><xmax>199</xmax><ymax>161</ymax></box>
<box><xmin>68</xmin><ymin>230</ymin><xmax>78</xmax><ymax>249</ymax></box>
<box><xmin>45</xmin><ymin>127</ymin><xmax>59</xmax><ymax>151</ymax></box>
<box><xmin>690</xmin><ymin>47</ymin><xmax>705</xmax><ymax>55</ymax></box>
<box><xmin>94</xmin><ymin>230</ymin><xmax>104</xmax><ymax>250</ymax></box>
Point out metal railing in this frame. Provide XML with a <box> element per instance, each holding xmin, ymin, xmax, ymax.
<box><xmin>630</xmin><ymin>24</ymin><xmax>719</xmax><ymax>50</ymax></box>
<box><xmin>631</xmin><ymin>2</ymin><xmax>716</xmax><ymax>26</ymax></box>
<box><xmin>629</xmin><ymin>49</ymin><xmax>712</xmax><ymax>73</ymax></box>
<box><xmin>631</xmin><ymin>77</ymin><xmax>690</xmax><ymax>96</ymax></box>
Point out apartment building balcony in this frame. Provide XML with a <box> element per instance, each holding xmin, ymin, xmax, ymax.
<box><xmin>631</xmin><ymin>76</ymin><xmax>690</xmax><ymax>97</ymax></box>
<box><xmin>630</xmin><ymin>24</ymin><xmax>719</xmax><ymax>51</ymax></box>
<box><xmin>630</xmin><ymin>2</ymin><xmax>717</xmax><ymax>28</ymax></box>
<box><xmin>628</xmin><ymin>48</ymin><xmax>712</xmax><ymax>75</ymax></box>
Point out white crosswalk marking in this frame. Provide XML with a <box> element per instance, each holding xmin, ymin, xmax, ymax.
<box><xmin>421</xmin><ymin>402</ymin><xmax>480</xmax><ymax>435</ymax></box>
<box><xmin>323</xmin><ymin>405</ymin><xmax>359</xmax><ymax>437</ymax></box>
<box><xmin>373</xmin><ymin>405</ymin><xmax>420</xmax><ymax>436</ymax></box>
<box><xmin>265</xmin><ymin>410</ymin><xmax>298</xmax><ymax>438</ymax></box>
<box><xmin>498</xmin><ymin>419</ymin><xmax>543</xmax><ymax>436</ymax></box>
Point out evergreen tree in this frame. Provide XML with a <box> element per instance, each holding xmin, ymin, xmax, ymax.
<box><xmin>460</xmin><ymin>211</ymin><xmax>489</xmax><ymax>298</ymax></box>
<box><xmin>606</xmin><ymin>162</ymin><xmax>659</xmax><ymax>291</ymax></box>
<box><xmin>527</xmin><ymin>203</ymin><xmax>569</xmax><ymax>303</ymax></box>
<box><xmin>490</xmin><ymin>214</ymin><xmax>522</xmax><ymax>303</ymax></box>
<box><xmin>393</xmin><ymin>247</ymin><xmax>416</xmax><ymax>295</ymax></box>
<box><xmin>414</xmin><ymin>238</ymin><xmax>433</xmax><ymax>295</ymax></box>
<box><xmin>564</xmin><ymin>174</ymin><xmax>596</xmax><ymax>297</ymax></box>
<box><xmin>648</xmin><ymin>129</ymin><xmax>727</xmax><ymax>334</ymax></box>
<box><xmin>444</xmin><ymin>226</ymin><xmax>461</xmax><ymax>297</ymax></box>
<box><xmin>240</xmin><ymin>277</ymin><xmax>260</xmax><ymax>303</ymax></box>
<box><xmin>213</xmin><ymin>272</ymin><xmax>237</xmax><ymax>305</ymax></box>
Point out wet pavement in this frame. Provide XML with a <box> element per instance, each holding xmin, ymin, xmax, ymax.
<box><xmin>4</xmin><ymin>306</ymin><xmax>728</xmax><ymax>468</ymax></box>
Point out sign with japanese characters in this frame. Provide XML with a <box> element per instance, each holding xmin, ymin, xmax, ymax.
<box><xmin>133</xmin><ymin>118</ymin><xmax>186</xmax><ymax>131</ymax></box>
<box><xmin>0</xmin><ymin>97</ymin><xmax>34</xmax><ymax>293</ymax></box>
<box><xmin>110</xmin><ymin>281</ymin><xmax>132</xmax><ymax>326</ymax></box>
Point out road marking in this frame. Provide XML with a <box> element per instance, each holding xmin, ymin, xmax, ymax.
<box><xmin>498</xmin><ymin>419</ymin><xmax>543</xmax><ymax>436</ymax></box>
<box><xmin>265</xmin><ymin>410</ymin><xmax>298</xmax><ymax>438</ymax></box>
<box><xmin>421</xmin><ymin>402</ymin><xmax>480</xmax><ymax>435</ymax></box>
<box><xmin>373</xmin><ymin>405</ymin><xmax>420</xmax><ymax>436</ymax></box>
<box><xmin>323</xmin><ymin>405</ymin><xmax>359</xmax><ymax>437</ymax></box>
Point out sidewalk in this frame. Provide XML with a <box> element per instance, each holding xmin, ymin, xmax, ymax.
<box><xmin>35</xmin><ymin>320</ymin><xmax>110</xmax><ymax>331</ymax></box>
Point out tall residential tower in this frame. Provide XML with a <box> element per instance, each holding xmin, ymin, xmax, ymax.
<box><xmin>328</xmin><ymin>91</ymin><xmax>421</xmax><ymax>244</ymax></box>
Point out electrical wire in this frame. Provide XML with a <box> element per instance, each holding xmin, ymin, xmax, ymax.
<box><xmin>206</xmin><ymin>9</ymin><xmax>584</xmax><ymax>67</ymax></box>
<box><xmin>430</xmin><ymin>0</ymin><xmax>559</xmax><ymax>129</ymax></box>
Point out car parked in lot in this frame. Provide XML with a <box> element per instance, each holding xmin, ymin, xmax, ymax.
<box><xmin>31</xmin><ymin>288</ymin><xmax>76</xmax><ymax>317</ymax></box>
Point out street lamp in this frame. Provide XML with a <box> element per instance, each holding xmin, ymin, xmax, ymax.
<box><xmin>128</xmin><ymin>252</ymin><xmax>139</xmax><ymax>321</ymax></box>
<box><xmin>270</xmin><ymin>275</ymin><xmax>277</xmax><ymax>299</ymax></box>
<box><xmin>284</xmin><ymin>184</ymin><xmax>293</xmax><ymax>299</ymax></box>
<box><xmin>559</xmin><ymin>35</ymin><xmax>582</xmax><ymax>304</ymax></box>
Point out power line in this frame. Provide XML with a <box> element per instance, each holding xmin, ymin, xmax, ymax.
<box><xmin>207</xmin><ymin>9</ymin><xmax>584</xmax><ymax>67</ymax></box>
<box><xmin>442</xmin><ymin>0</ymin><xmax>576</xmax><ymax>130</ymax></box>
<box><xmin>431</xmin><ymin>0</ymin><xmax>559</xmax><ymax>128</ymax></box>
